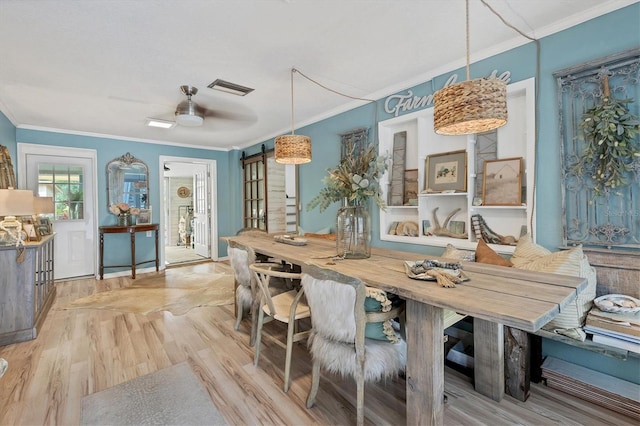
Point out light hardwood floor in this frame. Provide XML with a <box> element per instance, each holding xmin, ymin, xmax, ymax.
<box><xmin>0</xmin><ymin>261</ymin><xmax>635</xmax><ymax>425</ymax></box>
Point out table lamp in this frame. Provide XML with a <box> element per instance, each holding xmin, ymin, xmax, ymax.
<box><xmin>0</xmin><ymin>188</ymin><xmax>35</xmax><ymax>245</ymax></box>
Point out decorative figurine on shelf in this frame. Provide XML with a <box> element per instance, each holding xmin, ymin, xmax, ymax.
<box><xmin>431</xmin><ymin>207</ymin><xmax>468</xmax><ymax>239</ymax></box>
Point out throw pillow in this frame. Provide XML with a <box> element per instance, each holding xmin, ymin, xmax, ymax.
<box><xmin>364</xmin><ymin>287</ymin><xmax>401</xmax><ymax>343</ymax></box>
<box><xmin>475</xmin><ymin>239</ymin><xmax>513</xmax><ymax>267</ymax></box>
<box><xmin>510</xmin><ymin>233</ymin><xmax>551</xmax><ymax>267</ymax></box>
<box><xmin>441</xmin><ymin>243</ymin><xmax>476</xmax><ymax>262</ymax></box>
<box><xmin>512</xmin><ymin>242</ymin><xmax>597</xmax><ymax>341</ymax></box>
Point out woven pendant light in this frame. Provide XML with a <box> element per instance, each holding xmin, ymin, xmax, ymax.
<box><xmin>434</xmin><ymin>0</ymin><xmax>507</xmax><ymax>135</ymax></box>
<box><xmin>275</xmin><ymin>68</ymin><xmax>312</xmax><ymax>164</ymax></box>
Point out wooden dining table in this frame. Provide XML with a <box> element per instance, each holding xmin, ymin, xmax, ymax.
<box><xmin>224</xmin><ymin>233</ymin><xmax>589</xmax><ymax>425</ymax></box>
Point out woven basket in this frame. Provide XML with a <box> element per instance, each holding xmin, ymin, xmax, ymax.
<box><xmin>434</xmin><ymin>78</ymin><xmax>507</xmax><ymax>135</ymax></box>
<box><xmin>274</xmin><ymin>134</ymin><xmax>312</xmax><ymax>164</ymax></box>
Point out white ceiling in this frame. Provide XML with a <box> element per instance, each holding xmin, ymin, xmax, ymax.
<box><xmin>0</xmin><ymin>0</ymin><xmax>635</xmax><ymax>151</ymax></box>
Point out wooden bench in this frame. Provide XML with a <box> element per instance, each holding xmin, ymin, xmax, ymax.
<box><xmin>507</xmin><ymin>248</ymin><xmax>640</xmax><ymax>401</ymax></box>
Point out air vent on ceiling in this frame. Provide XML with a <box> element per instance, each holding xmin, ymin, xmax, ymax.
<box><xmin>207</xmin><ymin>79</ymin><xmax>254</xmax><ymax>96</ymax></box>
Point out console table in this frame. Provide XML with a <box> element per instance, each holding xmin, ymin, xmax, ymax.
<box><xmin>99</xmin><ymin>223</ymin><xmax>159</xmax><ymax>279</ymax></box>
<box><xmin>0</xmin><ymin>234</ymin><xmax>55</xmax><ymax>345</ymax></box>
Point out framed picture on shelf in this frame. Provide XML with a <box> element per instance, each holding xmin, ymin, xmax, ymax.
<box><xmin>424</xmin><ymin>150</ymin><xmax>467</xmax><ymax>193</ymax></box>
<box><xmin>23</xmin><ymin>222</ymin><xmax>41</xmax><ymax>241</ymax></box>
<box><xmin>137</xmin><ymin>208</ymin><xmax>152</xmax><ymax>224</ymax></box>
<box><xmin>403</xmin><ymin>169</ymin><xmax>418</xmax><ymax>205</ymax></box>
<box><xmin>482</xmin><ymin>157</ymin><xmax>523</xmax><ymax>206</ymax></box>
<box><xmin>38</xmin><ymin>217</ymin><xmax>52</xmax><ymax>235</ymax></box>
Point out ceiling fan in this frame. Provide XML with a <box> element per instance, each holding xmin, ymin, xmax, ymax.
<box><xmin>175</xmin><ymin>85</ymin><xmax>205</xmax><ymax>127</ymax></box>
<box><xmin>146</xmin><ymin>84</ymin><xmax>257</xmax><ymax>129</ymax></box>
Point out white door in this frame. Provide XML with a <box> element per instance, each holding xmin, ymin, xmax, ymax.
<box><xmin>18</xmin><ymin>145</ymin><xmax>97</xmax><ymax>280</ymax></box>
<box><xmin>192</xmin><ymin>164</ymin><xmax>209</xmax><ymax>257</ymax></box>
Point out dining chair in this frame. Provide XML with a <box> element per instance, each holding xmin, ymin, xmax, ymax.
<box><xmin>0</xmin><ymin>358</ymin><xmax>7</xmax><ymax>379</ymax></box>
<box><xmin>250</xmin><ymin>263</ymin><xmax>311</xmax><ymax>392</ymax></box>
<box><xmin>227</xmin><ymin>240</ymin><xmax>287</xmax><ymax>346</ymax></box>
<box><xmin>301</xmin><ymin>265</ymin><xmax>406</xmax><ymax>426</ymax></box>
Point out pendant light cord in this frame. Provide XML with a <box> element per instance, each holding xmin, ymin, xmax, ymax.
<box><xmin>465</xmin><ymin>0</ymin><xmax>470</xmax><ymax>81</ymax></box>
<box><xmin>289</xmin><ymin>68</ymin><xmax>295</xmax><ymax>135</ymax></box>
<box><xmin>291</xmin><ymin>67</ymin><xmax>379</xmax><ymax>144</ymax></box>
<box><xmin>480</xmin><ymin>0</ymin><xmax>541</xmax><ymax>241</ymax></box>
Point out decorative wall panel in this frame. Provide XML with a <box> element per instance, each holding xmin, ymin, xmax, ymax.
<box><xmin>556</xmin><ymin>48</ymin><xmax>640</xmax><ymax>248</ymax></box>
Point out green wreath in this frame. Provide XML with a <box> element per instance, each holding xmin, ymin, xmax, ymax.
<box><xmin>573</xmin><ymin>78</ymin><xmax>640</xmax><ymax>197</ymax></box>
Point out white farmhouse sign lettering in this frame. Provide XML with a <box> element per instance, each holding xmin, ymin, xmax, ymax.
<box><xmin>384</xmin><ymin>70</ymin><xmax>511</xmax><ymax>116</ymax></box>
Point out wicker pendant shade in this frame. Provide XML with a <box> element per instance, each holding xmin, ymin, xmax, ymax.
<box><xmin>275</xmin><ymin>68</ymin><xmax>312</xmax><ymax>164</ymax></box>
<box><xmin>434</xmin><ymin>78</ymin><xmax>507</xmax><ymax>135</ymax></box>
<box><xmin>433</xmin><ymin>0</ymin><xmax>508</xmax><ymax>135</ymax></box>
<box><xmin>274</xmin><ymin>134</ymin><xmax>312</xmax><ymax>164</ymax></box>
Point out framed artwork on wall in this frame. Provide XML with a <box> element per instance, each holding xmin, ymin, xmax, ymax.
<box><xmin>424</xmin><ymin>150</ymin><xmax>467</xmax><ymax>193</ymax></box>
<box><xmin>482</xmin><ymin>157</ymin><xmax>523</xmax><ymax>206</ymax></box>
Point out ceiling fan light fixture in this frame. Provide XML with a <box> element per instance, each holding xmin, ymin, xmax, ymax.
<box><xmin>175</xmin><ymin>100</ymin><xmax>204</xmax><ymax>126</ymax></box>
<box><xmin>175</xmin><ymin>85</ymin><xmax>204</xmax><ymax>127</ymax></box>
<box><xmin>146</xmin><ymin>118</ymin><xmax>175</xmax><ymax>129</ymax></box>
<box><xmin>208</xmin><ymin>79</ymin><xmax>254</xmax><ymax>96</ymax></box>
<box><xmin>433</xmin><ymin>0</ymin><xmax>508</xmax><ymax>136</ymax></box>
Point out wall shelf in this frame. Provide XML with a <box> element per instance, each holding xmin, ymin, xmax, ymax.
<box><xmin>378</xmin><ymin>78</ymin><xmax>536</xmax><ymax>254</ymax></box>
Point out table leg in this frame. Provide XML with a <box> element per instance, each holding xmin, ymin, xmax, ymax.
<box><xmin>406</xmin><ymin>300</ymin><xmax>444</xmax><ymax>426</ymax></box>
<box><xmin>130</xmin><ymin>231</ymin><xmax>136</xmax><ymax>279</ymax></box>
<box><xmin>99</xmin><ymin>232</ymin><xmax>104</xmax><ymax>280</ymax></box>
<box><xmin>154</xmin><ymin>228</ymin><xmax>159</xmax><ymax>272</ymax></box>
<box><xmin>473</xmin><ymin>318</ymin><xmax>504</xmax><ymax>401</ymax></box>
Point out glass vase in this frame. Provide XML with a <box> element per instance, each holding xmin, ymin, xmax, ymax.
<box><xmin>336</xmin><ymin>200</ymin><xmax>371</xmax><ymax>259</ymax></box>
<box><xmin>117</xmin><ymin>212</ymin><xmax>133</xmax><ymax>226</ymax></box>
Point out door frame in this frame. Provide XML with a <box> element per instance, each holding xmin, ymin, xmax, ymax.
<box><xmin>159</xmin><ymin>155</ymin><xmax>218</xmax><ymax>265</ymax></box>
<box><xmin>17</xmin><ymin>143</ymin><xmax>99</xmax><ymax>278</ymax></box>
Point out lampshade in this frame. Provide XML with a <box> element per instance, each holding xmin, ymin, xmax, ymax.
<box><xmin>0</xmin><ymin>189</ymin><xmax>35</xmax><ymax>216</ymax></box>
<box><xmin>434</xmin><ymin>78</ymin><xmax>507</xmax><ymax>135</ymax></box>
<box><xmin>275</xmin><ymin>134</ymin><xmax>312</xmax><ymax>164</ymax></box>
<box><xmin>275</xmin><ymin>68</ymin><xmax>312</xmax><ymax>164</ymax></box>
<box><xmin>433</xmin><ymin>0</ymin><xmax>507</xmax><ymax>135</ymax></box>
<box><xmin>34</xmin><ymin>196</ymin><xmax>54</xmax><ymax>214</ymax></box>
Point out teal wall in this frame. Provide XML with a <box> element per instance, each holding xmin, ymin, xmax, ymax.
<box><xmin>1</xmin><ymin>3</ymin><xmax>638</xmax><ymax>383</ymax></box>
<box><xmin>7</xmin><ymin>126</ymin><xmax>238</xmax><ymax>267</ymax></box>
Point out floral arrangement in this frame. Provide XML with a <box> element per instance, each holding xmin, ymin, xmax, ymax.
<box><xmin>109</xmin><ymin>202</ymin><xmax>140</xmax><ymax>216</ymax></box>
<box><xmin>307</xmin><ymin>141</ymin><xmax>388</xmax><ymax>212</ymax></box>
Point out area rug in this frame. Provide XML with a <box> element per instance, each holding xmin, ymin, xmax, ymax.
<box><xmin>65</xmin><ymin>272</ymin><xmax>234</xmax><ymax>315</ymax></box>
<box><xmin>81</xmin><ymin>362</ymin><xmax>227</xmax><ymax>425</ymax></box>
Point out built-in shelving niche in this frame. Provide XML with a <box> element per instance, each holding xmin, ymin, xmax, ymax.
<box><xmin>378</xmin><ymin>78</ymin><xmax>536</xmax><ymax>254</ymax></box>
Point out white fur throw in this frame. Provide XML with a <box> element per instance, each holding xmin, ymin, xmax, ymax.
<box><xmin>302</xmin><ymin>274</ymin><xmax>406</xmax><ymax>382</ymax></box>
<box><xmin>228</xmin><ymin>246</ymin><xmax>253</xmax><ymax>287</ymax></box>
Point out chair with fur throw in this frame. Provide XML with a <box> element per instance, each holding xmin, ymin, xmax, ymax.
<box><xmin>227</xmin><ymin>240</ymin><xmax>288</xmax><ymax>346</ymax></box>
<box><xmin>301</xmin><ymin>265</ymin><xmax>406</xmax><ymax>426</ymax></box>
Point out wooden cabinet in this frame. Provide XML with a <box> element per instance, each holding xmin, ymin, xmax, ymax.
<box><xmin>0</xmin><ymin>234</ymin><xmax>55</xmax><ymax>345</ymax></box>
<box><xmin>378</xmin><ymin>78</ymin><xmax>536</xmax><ymax>254</ymax></box>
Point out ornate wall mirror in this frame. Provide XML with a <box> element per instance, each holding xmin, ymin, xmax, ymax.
<box><xmin>106</xmin><ymin>152</ymin><xmax>149</xmax><ymax>209</ymax></box>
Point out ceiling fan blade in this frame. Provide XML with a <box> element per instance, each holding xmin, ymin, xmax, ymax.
<box><xmin>202</xmin><ymin>108</ymin><xmax>257</xmax><ymax>123</ymax></box>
